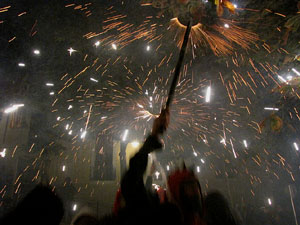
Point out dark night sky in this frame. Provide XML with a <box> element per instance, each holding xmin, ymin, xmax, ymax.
<box><xmin>0</xmin><ymin>1</ymin><xmax>300</xmax><ymax>215</ymax></box>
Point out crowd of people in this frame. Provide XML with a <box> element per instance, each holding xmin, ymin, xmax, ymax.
<box><xmin>0</xmin><ymin>109</ymin><xmax>239</xmax><ymax>225</ymax></box>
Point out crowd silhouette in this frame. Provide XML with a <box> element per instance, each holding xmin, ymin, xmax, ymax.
<box><xmin>1</xmin><ymin>109</ymin><xmax>239</xmax><ymax>225</ymax></box>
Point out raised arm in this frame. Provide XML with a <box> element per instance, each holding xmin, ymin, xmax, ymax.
<box><xmin>121</xmin><ymin>108</ymin><xmax>169</xmax><ymax>208</ymax></box>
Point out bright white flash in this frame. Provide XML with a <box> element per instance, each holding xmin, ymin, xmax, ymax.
<box><xmin>292</xmin><ymin>68</ymin><xmax>300</xmax><ymax>76</ymax></box>
<box><xmin>243</xmin><ymin>140</ymin><xmax>248</xmax><ymax>148</ymax></box>
<box><xmin>33</xmin><ymin>49</ymin><xmax>40</xmax><ymax>55</ymax></box>
<box><xmin>122</xmin><ymin>129</ymin><xmax>129</xmax><ymax>141</ymax></box>
<box><xmin>230</xmin><ymin>139</ymin><xmax>237</xmax><ymax>159</ymax></box>
<box><xmin>18</xmin><ymin>63</ymin><xmax>25</xmax><ymax>67</ymax></box>
<box><xmin>224</xmin><ymin>24</ymin><xmax>230</xmax><ymax>28</ymax></box>
<box><xmin>46</xmin><ymin>83</ymin><xmax>54</xmax><ymax>86</ymax></box>
<box><xmin>112</xmin><ymin>43</ymin><xmax>117</xmax><ymax>50</ymax></box>
<box><xmin>155</xmin><ymin>171</ymin><xmax>160</xmax><ymax>179</ymax></box>
<box><xmin>95</xmin><ymin>41</ymin><xmax>100</xmax><ymax>47</ymax></box>
<box><xmin>90</xmin><ymin>78</ymin><xmax>98</xmax><ymax>82</ymax></box>
<box><xmin>4</xmin><ymin>104</ymin><xmax>24</xmax><ymax>114</ymax></box>
<box><xmin>205</xmin><ymin>86</ymin><xmax>211</xmax><ymax>103</ymax></box>
<box><xmin>68</xmin><ymin>47</ymin><xmax>77</xmax><ymax>56</ymax></box>
<box><xmin>268</xmin><ymin>198</ymin><xmax>272</xmax><ymax>205</ymax></box>
<box><xmin>294</xmin><ymin>142</ymin><xmax>299</xmax><ymax>151</ymax></box>
<box><xmin>278</xmin><ymin>75</ymin><xmax>287</xmax><ymax>83</ymax></box>
<box><xmin>62</xmin><ymin>165</ymin><xmax>66</xmax><ymax>171</ymax></box>
<box><xmin>0</xmin><ymin>149</ymin><xmax>6</xmax><ymax>158</ymax></box>
<box><xmin>73</xmin><ymin>204</ymin><xmax>77</xmax><ymax>211</ymax></box>
<box><xmin>264</xmin><ymin>107</ymin><xmax>279</xmax><ymax>111</ymax></box>
<box><xmin>197</xmin><ymin>166</ymin><xmax>200</xmax><ymax>173</ymax></box>
<box><xmin>81</xmin><ymin>131</ymin><xmax>87</xmax><ymax>139</ymax></box>
<box><xmin>137</xmin><ymin>103</ymin><xmax>144</xmax><ymax>109</ymax></box>
<box><xmin>131</xmin><ymin>141</ymin><xmax>139</xmax><ymax>148</ymax></box>
<box><xmin>146</xmin><ymin>45</ymin><xmax>150</xmax><ymax>51</ymax></box>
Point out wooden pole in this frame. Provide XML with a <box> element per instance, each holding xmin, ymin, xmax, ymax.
<box><xmin>165</xmin><ymin>21</ymin><xmax>192</xmax><ymax>109</ymax></box>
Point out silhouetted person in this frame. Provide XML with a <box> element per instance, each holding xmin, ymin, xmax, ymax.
<box><xmin>167</xmin><ymin>166</ymin><xmax>205</xmax><ymax>225</ymax></box>
<box><xmin>60</xmin><ymin>177</ymin><xmax>76</xmax><ymax>223</ymax></box>
<box><xmin>71</xmin><ymin>207</ymin><xmax>99</xmax><ymax>225</ymax></box>
<box><xmin>120</xmin><ymin>109</ymin><xmax>183</xmax><ymax>225</ymax></box>
<box><xmin>0</xmin><ymin>185</ymin><xmax>64</xmax><ymax>225</ymax></box>
<box><xmin>204</xmin><ymin>191</ymin><xmax>238</xmax><ymax>225</ymax></box>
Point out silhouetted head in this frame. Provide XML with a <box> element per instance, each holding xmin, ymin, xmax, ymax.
<box><xmin>1</xmin><ymin>185</ymin><xmax>64</xmax><ymax>225</ymax></box>
<box><xmin>73</xmin><ymin>215</ymin><xmax>99</xmax><ymax>225</ymax></box>
<box><xmin>204</xmin><ymin>191</ymin><xmax>237</xmax><ymax>225</ymax></box>
<box><xmin>168</xmin><ymin>167</ymin><xmax>203</xmax><ymax>215</ymax></box>
<box><xmin>71</xmin><ymin>206</ymin><xmax>100</xmax><ymax>225</ymax></box>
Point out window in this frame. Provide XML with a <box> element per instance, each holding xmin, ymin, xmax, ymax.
<box><xmin>8</xmin><ymin>109</ymin><xmax>27</xmax><ymax>129</ymax></box>
<box><xmin>90</xmin><ymin>139</ymin><xmax>116</xmax><ymax>181</ymax></box>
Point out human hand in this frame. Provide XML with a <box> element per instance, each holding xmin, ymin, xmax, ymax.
<box><xmin>152</xmin><ymin>107</ymin><xmax>170</xmax><ymax>137</ymax></box>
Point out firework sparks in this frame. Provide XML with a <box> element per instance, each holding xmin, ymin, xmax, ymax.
<box><xmin>3</xmin><ymin>1</ymin><xmax>300</xmax><ymax>216</ymax></box>
<box><xmin>68</xmin><ymin>47</ymin><xmax>77</xmax><ymax>56</ymax></box>
<box><xmin>205</xmin><ymin>86</ymin><xmax>211</xmax><ymax>103</ymax></box>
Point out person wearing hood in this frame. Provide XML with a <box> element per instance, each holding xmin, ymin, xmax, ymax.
<box><xmin>167</xmin><ymin>166</ymin><xmax>205</xmax><ymax>225</ymax></box>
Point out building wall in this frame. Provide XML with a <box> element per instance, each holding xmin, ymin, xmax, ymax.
<box><xmin>0</xmin><ymin>109</ymin><xmax>31</xmax><ymax>148</ymax></box>
<box><xmin>45</xmin><ymin>139</ymin><xmax>150</xmax><ymax>217</ymax></box>
<box><xmin>46</xmin><ymin>140</ymin><xmax>126</xmax><ymax>217</ymax></box>
<box><xmin>0</xmin><ymin>108</ymin><xmax>146</xmax><ymax>218</ymax></box>
<box><xmin>0</xmin><ymin>109</ymin><xmax>33</xmax><ymax>200</ymax></box>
